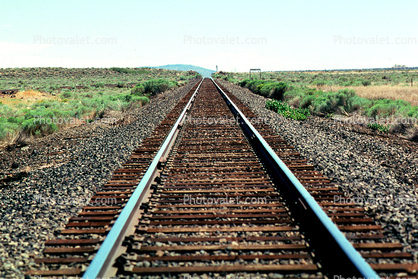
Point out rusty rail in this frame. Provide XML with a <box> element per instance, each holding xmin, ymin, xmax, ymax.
<box><xmin>26</xmin><ymin>78</ymin><xmax>416</xmax><ymax>278</ymax></box>
<box><xmin>211</xmin><ymin>78</ymin><xmax>377</xmax><ymax>277</ymax></box>
<box><xmin>83</xmin><ymin>79</ymin><xmax>204</xmax><ymax>279</ymax></box>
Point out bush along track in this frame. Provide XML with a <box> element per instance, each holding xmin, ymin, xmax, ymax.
<box><xmin>266</xmin><ymin>100</ymin><xmax>310</xmax><ymax>121</ymax></box>
<box><xmin>0</xmin><ymin>76</ymin><xmax>189</xmax><ymax>142</ymax></box>
<box><xmin>238</xmin><ymin>78</ymin><xmax>418</xmax><ymax>138</ymax></box>
<box><xmin>0</xmin><ymin>91</ymin><xmax>150</xmax><ymax>141</ymax></box>
<box><xmin>131</xmin><ymin>78</ymin><xmax>178</xmax><ymax>96</ymax></box>
<box><xmin>367</xmin><ymin>122</ymin><xmax>389</xmax><ymax>133</ymax></box>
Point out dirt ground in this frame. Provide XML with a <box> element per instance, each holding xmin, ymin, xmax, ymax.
<box><xmin>0</xmin><ymin>90</ymin><xmax>54</xmax><ymax>107</ymax></box>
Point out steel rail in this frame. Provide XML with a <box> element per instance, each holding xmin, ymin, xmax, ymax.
<box><xmin>210</xmin><ymin>78</ymin><xmax>379</xmax><ymax>278</ymax></box>
<box><xmin>83</xmin><ymin>79</ymin><xmax>204</xmax><ymax>279</ymax></box>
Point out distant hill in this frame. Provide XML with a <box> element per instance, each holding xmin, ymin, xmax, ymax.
<box><xmin>153</xmin><ymin>64</ymin><xmax>215</xmax><ymax>77</ymax></box>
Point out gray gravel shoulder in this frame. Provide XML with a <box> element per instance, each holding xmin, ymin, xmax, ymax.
<box><xmin>0</xmin><ymin>80</ymin><xmax>197</xmax><ymax>278</ymax></box>
<box><xmin>217</xmin><ymin>80</ymin><xmax>418</xmax><ymax>260</ymax></box>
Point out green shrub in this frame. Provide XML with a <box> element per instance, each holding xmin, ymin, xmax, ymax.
<box><xmin>258</xmin><ymin>83</ymin><xmax>272</xmax><ymax>97</ymax></box>
<box><xmin>108</xmin><ymin>95</ymin><xmax>119</xmax><ymax>102</ymax></box>
<box><xmin>110</xmin><ymin>67</ymin><xmax>150</xmax><ymax>74</ymax></box>
<box><xmin>142</xmin><ymin>79</ymin><xmax>176</xmax><ymax>95</ymax></box>
<box><xmin>364</xmin><ymin>99</ymin><xmax>411</xmax><ymax>118</ymax></box>
<box><xmin>282</xmin><ymin>86</ymin><xmax>382</xmax><ymax>116</ymax></box>
<box><xmin>124</xmin><ymin>94</ymin><xmax>132</xmax><ymax>102</ymax></box>
<box><xmin>367</xmin><ymin>122</ymin><xmax>389</xmax><ymax>133</ymax></box>
<box><xmin>351</xmin><ymin>96</ymin><xmax>373</xmax><ymax>111</ymax></box>
<box><xmin>365</xmin><ymin>104</ymin><xmax>394</xmax><ymax>118</ymax></box>
<box><xmin>312</xmin><ymin>96</ymin><xmax>332</xmax><ymax>114</ymax></box>
<box><xmin>313</xmin><ymin>80</ymin><xmax>326</xmax><ymax>86</ymax></box>
<box><xmin>111</xmin><ymin>67</ymin><xmax>132</xmax><ymax>74</ymax></box>
<box><xmin>117</xmin><ymin>82</ymin><xmax>126</xmax><ymax>88</ymax></box>
<box><xmin>0</xmin><ymin>69</ymin><xmax>184</xmax><ymax>141</ymax></box>
<box><xmin>238</xmin><ymin>79</ymin><xmax>252</xmax><ymax>87</ymax></box>
<box><xmin>351</xmin><ymin>80</ymin><xmax>363</xmax><ymax>86</ymax></box>
<box><xmin>304</xmin><ymin>88</ymin><xmax>318</xmax><ymax>95</ymax></box>
<box><xmin>81</xmin><ymin>98</ymin><xmax>97</xmax><ymax>108</ymax></box>
<box><xmin>266</xmin><ymin>100</ymin><xmax>310</xmax><ymax>121</ymax></box>
<box><xmin>132</xmin><ymin>95</ymin><xmax>149</xmax><ymax>103</ymax></box>
<box><xmin>361</xmin><ymin>79</ymin><xmax>371</xmax><ymax>86</ymax></box>
<box><xmin>128</xmin><ymin>96</ymin><xmax>149</xmax><ymax>109</ymax></box>
<box><xmin>0</xmin><ymin>116</ymin><xmax>22</xmax><ymax>139</ymax></box>
<box><xmin>131</xmin><ymin>84</ymin><xmax>145</xmax><ymax>95</ymax></box>
<box><xmin>283</xmin><ymin>89</ymin><xmax>301</xmax><ymax>101</ymax></box>
<box><xmin>222</xmin><ymin>71</ymin><xmax>418</xmax><ymax>122</ymax></box>
<box><xmin>240</xmin><ymin>79</ymin><xmax>288</xmax><ymax>100</ymax></box>
<box><xmin>25</xmin><ymin>107</ymin><xmax>54</xmax><ymax>120</ymax></box>
<box><xmin>60</xmin><ymin>90</ymin><xmax>72</xmax><ymax>98</ymax></box>
<box><xmin>310</xmin><ymin>89</ymin><xmax>356</xmax><ymax>114</ymax></box>
<box><xmin>74</xmin><ymin>105</ymin><xmax>89</xmax><ymax>117</ymax></box>
<box><xmin>0</xmin><ymin>124</ymin><xmax>14</xmax><ymax>139</ymax></box>
<box><xmin>245</xmin><ymin>80</ymin><xmax>265</xmax><ymax>94</ymax></box>
<box><xmin>341</xmin><ymin>79</ymin><xmax>362</xmax><ymax>86</ymax></box>
<box><xmin>94</xmin><ymin>82</ymin><xmax>105</xmax><ymax>88</ymax></box>
<box><xmin>270</xmin><ymin>82</ymin><xmax>288</xmax><ymax>100</ymax></box>
<box><xmin>300</xmin><ymin>95</ymin><xmax>316</xmax><ymax>108</ymax></box>
<box><xmin>21</xmin><ymin>118</ymin><xmax>58</xmax><ymax>136</ymax></box>
<box><xmin>7</xmin><ymin>116</ymin><xmax>18</xmax><ymax>123</ymax></box>
<box><xmin>407</xmin><ymin>106</ymin><xmax>418</xmax><ymax>118</ymax></box>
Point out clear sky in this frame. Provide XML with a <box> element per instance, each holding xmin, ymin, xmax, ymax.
<box><xmin>1</xmin><ymin>0</ymin><xmax>417</xmax><ymax>72</ymax></box>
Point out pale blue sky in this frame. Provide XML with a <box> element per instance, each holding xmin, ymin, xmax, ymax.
<box><xmin>1</xmin><ymin>0</ymin><xmax>417</xmax><ymax>71</ymax></box>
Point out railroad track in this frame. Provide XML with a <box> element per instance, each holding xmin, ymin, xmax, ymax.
<box><xmin>26</xmin><ymin>78</ymin><xmax>417</xmax><ymax>278</ymax></box>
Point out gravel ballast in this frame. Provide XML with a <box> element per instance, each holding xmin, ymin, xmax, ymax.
<box><xmin>217</xmin><ymin>80</ymin><xmax>418</xmax><ymax>260</ymax></box>
<box><xmin>1</xmin><ymin>78</ymin><xmax>417</xmax><ymax>277</ymax></box>
<box><xmin>0</xmin><ymin>80</ymin><xmax>198</xmax><ymax>278</ymax></box>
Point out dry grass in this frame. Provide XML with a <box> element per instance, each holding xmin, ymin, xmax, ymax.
<box><xmin>408</xmin><ymin>126</ymin><xmax>418</xmax><ymax>141</ymax></box>
<box><xmin>0</xmin><ymin>90</ymin><xmax>54</xmax><ymax>107</ymax></box>
<box><xmin>0</xmin><ymin>130</ymin><xmax>30</xmax><ymax>151</ymax></box>
<box><xmin>0</xmin><ymin>131</ymin><xmax>18</xmax><ymax>150</ymax></box>
<box><xmin>314</xmin><ymin>85</ymin><xmax>418</xmax><ymax>106</ymax></box>
<box><xmin>298</xmin><ymin>69</ymin><xmax>418</xmax><ymax>75</ymax></box>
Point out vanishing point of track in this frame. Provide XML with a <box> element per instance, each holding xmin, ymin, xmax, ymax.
<box><xmin>27</xmin><ymin>79</ymin><xmax>417</xmax><ymax>278</ymax></box>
